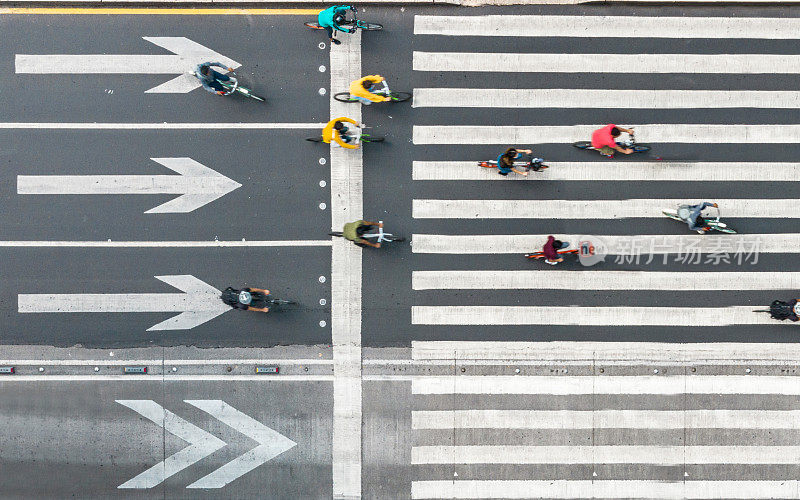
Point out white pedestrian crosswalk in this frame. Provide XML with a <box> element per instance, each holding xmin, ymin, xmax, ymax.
<box><xmin>409</xmin><ymin>13</ymin><xmax>800</xmax><ymax>335</ymax></box>
<box><xmin>408</xmin><ymin>342</ymin><xmax>800</xmax><ymax>499</ymax></box>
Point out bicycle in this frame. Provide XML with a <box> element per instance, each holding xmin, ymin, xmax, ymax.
<box><xmin>573</xmin><ymin>133</ymin><xmax>651</xmax><ymax>156</ymax></box>
<box><xmin>192</xmin><ymin>70</ymin><xmax>266</xmax><ymax>102</ymax></box>
<box><xmin>524</xmin><ymin>248</ymin><xmax>578</xmax><ymax>260</ymax></box>
<box><xmin>265</xmin><ymin>297</ymin><xmax>296</xmax><ymax>307</ymax></box>
<box><xmin>306</xmin><ymin>130</ymin><xmax>384</xmax><ymax>144</ymax></box>
<box><xmin>329</xmin><ymin>221</ymin><xmax>405</xmax><ymax>243</ymax></box>
<box><xmin>662</xmin><ymin>204</ymin><xmax>737</xmax><ymax>234</ymax></box>
<box><xmin>479</xmin><ymin>154</ymin><xmax>549</xmax><ymax>174</ymax></box>
<box><xmin>333</xmin><ymin>81</ymin><xmax>411</xmax><ymax>104</ymax></box>
<box><xmin>304</xmin><ymin>15</ymin><xmax>383</xmax><ymax>32</ymax></box>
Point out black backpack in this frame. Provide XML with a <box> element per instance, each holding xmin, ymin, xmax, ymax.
<box><xmin>221</xmin><ymin>287</ymin><xmax>240</xmax><ymax>306</ymax></box>
<box><xmin>770</xmin><ymin>300</ymin><xmax>796</xmax><ymax>321</ymax></box>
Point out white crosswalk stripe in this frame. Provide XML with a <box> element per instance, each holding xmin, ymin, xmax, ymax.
<box><xmin>409</xmin><ymin>15</ymin><xmax>800</xmax><ymax>335</ymax></box>
<box><xmin>409</xmin><ymin>342</ymin><xmax>800</xmax><ymax>499</ymax></box>
<box><xmin>413</xmin><ymin>162</ymin><xmax>800</xmax><ymax>181</ymax></box>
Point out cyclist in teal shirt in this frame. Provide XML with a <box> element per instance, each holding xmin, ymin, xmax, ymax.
<box><xmin>318</xmin><ymin>5</ymin><xmax>356</xmax><ymax>45</ymax></box>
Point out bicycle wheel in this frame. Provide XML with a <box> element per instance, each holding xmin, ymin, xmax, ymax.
<box><xmin>479</xmin><ymin>162</ymin><xmax>497</xmax><ymax>169</ymax></box>
<box><xmin>632</xmin><ymin>145</ymin><xmax>651</xmax><ymax>153</ymax></box>
<box><xmin>525</xmin><ymin>252</ymin><xmax>544</xmax><ymax>259</ymax></box>
<box><xmin>306</xmin><ymin>137</ymin><xmax>324</xmax><ymax>142</ymax></box>
<box><xmin>333</xmin><ymin>92</ymin><xmax>359</xmax><ymax>103</ymax></box>
<box><xmin>714</xmin><ymin>226</ymin><xmax>737</xmax><ymax>234</ymax></box>
<box><xmin>269</xmin><ymin>299</ymin><xmax>296</xmax><ymax>305</ymax></box>
<box><xmin>361</xmin><ymin>134</ymin><xmax>384</xmax><ymax>143</ymax></box>
<box><xmin>329</xmin><ymin>232</ymin><xmax>344</xmax><ymax>237</ymax></box>
<box><xmin>388</xmin><ymin>92</ymin><xmax>412</xmax><ymax>103</ymax></box>
<box><xmin>356</xmin><ymin>21</ymin><xmax>383</xmax><ymax>31</ymax></box>
<box><xmin>304</xmin><ymin>22</ymin><xmax>323</xmax><ymax>29</ymax></box>
<box><xmin>237</xmin><ymin>87</ymin><xmax>266</xmax><ymax>102</ymax></box>
<box><xmin>382</xmin><ymin>235</ymin><xmax>405</xmax><ymax>242</ymax></box>
<box><xmin>573</xmin><ymin>142</ymin><xmax>593</xmax><ymax>150</ymax></box>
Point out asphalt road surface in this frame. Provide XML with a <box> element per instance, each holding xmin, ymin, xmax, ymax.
<box><xmin>4</xmin><ymin>4</ymin><xmax>800</xmax><ymax>500</ymax></box>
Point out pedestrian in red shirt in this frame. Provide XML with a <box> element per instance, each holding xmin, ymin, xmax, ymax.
<box><xmin>591</xmin><ymin>124</ymin><xmax>636</xmax><ymax>157</ymax></box>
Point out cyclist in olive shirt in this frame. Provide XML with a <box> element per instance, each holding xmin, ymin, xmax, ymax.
<box><xmin>343</xmin><ymin>220</ymin><xmax>382</xmax><ymax>248</ymax></box>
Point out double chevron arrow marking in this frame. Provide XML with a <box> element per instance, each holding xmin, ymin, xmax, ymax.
<box><xmin>118</xmin><ymin>400</ymin><xmax>297</xmax><ymax>489</ymax></box>
<box><xmin>17</xmin><ymin>158</ymin><xmax>241</xmax><ymax>214</ymax></box>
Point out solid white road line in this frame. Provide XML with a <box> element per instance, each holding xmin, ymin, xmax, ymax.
<box><xmin>0</xmin><ymin>240</ymin><xmax>331</xmax><ymax>247</ymax></box>
<box><xmin>330</xmin><ymin>30</ymin><xmax>363</xmax><ymax>500</ymax></box>
<box><xmin>412</xmin><ymin>198</ymin><xmax>797</xmax><ymax>219</ymax></box>
<box><xmin>0</xmin><ymin>122</ymin><xmax>324</xmax><ymax>129</ymax></box>
<box><xmin>411</xmin><ymin>233</ymin><xmax>775</xmax><ymax>254</ymax></box>
<box><xmin>0</xmin><ymin>375</ymin><xmax>334</xmax><ymax>382</ymax></box>
<box><xmin>413</xmin><ymin>15</ymin><xmax>800</xmax><ymax>39</ymax></box>
<box><xmin>410</xmin><ymin>480</ymin><xmax>800</xmax><ymax>500</ymax></box>
<box><xmin>411</xmin><ymin>375</ymin><xmax>800</xmax><ymax>395</ymax></box>
<box><xmin>411</xmin><ymin>341</ymin><xmax>800</xmax><ymax>362</ymax></box>
<box><xmin>411</xmin><ymin>410</ymin><xmax>800</xmax><ymax>430</ymax></box>
<box><xmin>411</xmin><ymin>445</ymin><xmax>800</xmax><ymax>465</ymax></box>
<box><xmin>413</xmin><ymin>52</ymin><xmax>800</xmax><ymax>74</ymax></box>
<box><xmin>412</xmin><ymin>124</ymin><xmax>800</xmax><ymax>145</ymax></box>
<box><xmin>413</xmin><ymin>161</ymin><xmax>800</xmax><ymax>181</ymax></box>
<box><xmin>413</xmin><ymin>88</ymin><xmax>800</xmax><ymax>109</ymax></box>
<box><xmin>412</xmin><ymin>270</ymin><xmax>798</xmax><ymax>291</ymax></box>
<box><xmin>411</xmin><ymin>306</ymin><xmax>775</xmax><ymax>326</ymax></box>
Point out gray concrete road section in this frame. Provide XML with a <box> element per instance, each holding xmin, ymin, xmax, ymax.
<box><xmin>0</xmin><ymin>246</ymin><xmax>330</xmax><ymax>347</ymax></box>
<box><xmin>0</xmin><ymin>347</ymin><xmax>333</xmax><ymax>499</ymax></box>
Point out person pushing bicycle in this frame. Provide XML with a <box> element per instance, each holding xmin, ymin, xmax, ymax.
<box><xmin>318</xmin><ymin>5</ymin><xmax>356</xmax><ymax>45</ymax></box>
<box><xmin>195</xmin><ymin>62</ymin><xmax>235</xmax><ymax>95</ymax></box>
<box><xmin>349</xmin><ymin>75</ymin><xmax>392</xmax><ymax>105</ymax></box>
<box><xmin>343</xmin><ymin>220</ymin><xmax>383</xmax><ymax>248</ymax></box>
<box><xmin>542</xmin><ymin>235</ymin><xmax>570</xmax><ymax>266</ymax></box>
<box><xmin>591</xmin><ymin>124</ymin><xmax>635</xmax><ymax>157</ymax></box>
<box><xmin>322</xmin><ymin>117</ymin><xmax>361</xmax><ymax>149</ymax></box>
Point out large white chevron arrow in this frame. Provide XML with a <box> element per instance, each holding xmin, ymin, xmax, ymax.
<box><xmin>17</xmin><ymin>157</ymin><xmax>241</xmax><ymax>213</ymax></box>
<box><xmin>18</xmin><ymin>275</ymin><xmax>229</xmax><ymax>331</ymax></box>
<box><xmin>116</xmin><ymin>400</ymin><xmax>226</xmax><ymax>489</ymax></box>
<box><xmin>185</xmin><ymin>400</ymin><xmax>297</xmax><ymax>488</ymax></box>
<box><xmin>15</xmin><ymin>37</ymin><xmax>240</xmax><ymax>93</ymax></box>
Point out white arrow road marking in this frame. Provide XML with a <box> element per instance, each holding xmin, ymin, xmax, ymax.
<box><xmin>184</xmin><ymin>400</ymin><xmax>297</xmax><ymax>489</ymax></box>
<box><xmin>116</xmin><ymin>400</ymin><xmax>226</xmax><ymax>489</ymax></box>
<box><xmin>17</xmin><ymin>157</ymin><xmax>241</xmax><ymax>213</ymax></box>
<box><xmin>17</xmin><ymin>275</ymin><xmax>229</xmax><ymax>331</ymax></box>
<box><xmin>15</xmin><ymin>37</ymin><xmax>240</xmax><ymax>93</ymax></box>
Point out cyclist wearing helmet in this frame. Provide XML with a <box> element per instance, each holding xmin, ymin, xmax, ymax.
<box><xmin>349</xmin><ymin>75</ymin><xmax>391</xmax><ymax>105</ymax></box>
<box><xmin>318</xmin><ymin>5</ymin><xmax>356</xmax><ymax>45</ymax></box>
<box><xmin>195</xmin><ymin>62</ymin><xmax>235</xmax><ymax>95</ymax></box>
<box><xmin>221</xmin><ymin>287</ymin><xmax>271</xmax><ymax>313</ymax></box>
<box><xmin>322</xmin><ymin>117</ymin><xmax>360</xmax><ymax>149</ymax></box>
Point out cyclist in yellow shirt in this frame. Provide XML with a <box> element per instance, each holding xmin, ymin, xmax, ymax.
<box><xmin>349</xmin><ymin>75</ymin><xmax>391</xmax><ymax>105</ymax></box>
<box><xmin>322</xmin><ymin>117</ymin><xmax>360</xmax><ymax>149</ymax></box>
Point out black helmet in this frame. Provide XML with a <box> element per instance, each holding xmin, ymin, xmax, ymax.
<box><xmin>334</xmin><ymin>14</ymin><xmax>345</xmax><ymax>24</ymax></box>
